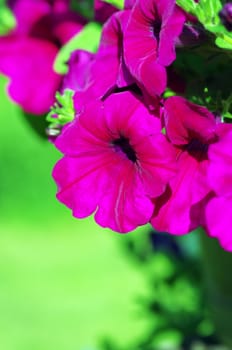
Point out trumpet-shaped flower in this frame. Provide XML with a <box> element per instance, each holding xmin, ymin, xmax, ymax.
<box><xmin>124</xmin><ymin>0</ymin><xmax>186</xmax><ymax>96</ymax></box>
<box><xmin>151</xmin><ymin>96</ymin><xmax>218</xmax><ymax>234</ymax></box>
<box><xmin>74</xmin><ymin>9</ymin><xmax>134</xmax><ymax>111</ymax></box>
<box><xmin>204</xmin><ymin>125</ymin><xmax>232</xmax><ymax>251</ymax></box>
<box><xmin>53</xmin><ymin>91</ymin><xmax>176</xmax><ymax>232</ymax></box>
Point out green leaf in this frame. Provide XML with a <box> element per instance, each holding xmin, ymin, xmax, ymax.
<box><xmin>200</xmin><ymin>0</ymin><xmax>222</xmax><ymax>23</ymax></box>
<box><xmin>0</xmin><ymin>5</ymin><xmax>16</xmax><ymax>35</ymax></box>
<box><xmin>223</xmin><ymin>112</ymin><xmax>232</xmax><ymax>119</ymax></box>
<box><xmin>176</xmin><ymin>0</ymin><xmax>197</xmax><ymax>13</ymax></box>
<box><xmin>102</xmin><ymin>0</ymin><xmax>124</xmax><ymax>9</ymax></box>
<box><xmin>54</xmin><ymin>22</ymin><xmax>102</xmax><ymax>74</ymax></box>
<box><xmin>215</xmin><ymin>34</ymin><xmax>232</xmax><ymax>49</ymax></box>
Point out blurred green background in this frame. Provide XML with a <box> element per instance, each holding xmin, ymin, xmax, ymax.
<box><xmin>1</xmin><ymin>73</ymin><xmax>229</xmax><ymax>350</ymax></box>
<box><xmin>1</xmin><ymin>0</ymin><xmax>232</xmax><ymax>346</ymax></box>
<box><xmin>0</xmin><ymin>75</ymin><xmax>152</xmax><ymax>350</ymax></box>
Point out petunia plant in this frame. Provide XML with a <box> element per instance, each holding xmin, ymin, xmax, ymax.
<box><xmin>1</xmin><ymin>0</ymin><xmax>232</xmax><ymax>346</ymax></box>
<box><xmin>1</xmin><ymin>0</ymin><xmax>232</xmax><ymax>249</ymax></box>
<box><xmin>45</xmin><ymin>0</ymin><xmax>232</xmax><ymax>254</ymax></box>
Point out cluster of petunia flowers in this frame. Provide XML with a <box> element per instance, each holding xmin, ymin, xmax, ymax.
<box><xmin>52</xmin><ymin>0</ymin><xmax>232</xmax><ymax>252</ymax></box>
<box><xmin>2</xmin><ymin>0</ymin><xmax>232</xmax><ymax>251</ymax></box>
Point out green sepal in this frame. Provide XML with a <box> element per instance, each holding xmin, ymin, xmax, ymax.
<box><xmin>46</xmin><ymin>89</ymin><xmax>75</xmax><ymax>127</ymax></box>
<box><xmin>54</xmin><ymin>22</ymin><xmax>102</xmax><ymax>74</ymax></box>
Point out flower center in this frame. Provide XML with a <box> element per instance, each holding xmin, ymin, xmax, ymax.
<box><xmin>112</xmin><ymin>136</ymin><xmax>137</xmax><ymax>162</ymax></box>
<box><xmin>186</xmin><ymin>139</ymin><xmax>209</xmax><ymax>160</ymax></box>
<box><xmin>153</xmin><ymin>19</ymin><xmax>162</xmax><ymax>40</ymax></box>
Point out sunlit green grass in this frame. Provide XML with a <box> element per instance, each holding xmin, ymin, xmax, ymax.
<box><xmin>0</xmin><ymin>76</ymin><xmax>150</xmax><ymax>350</ymax></box>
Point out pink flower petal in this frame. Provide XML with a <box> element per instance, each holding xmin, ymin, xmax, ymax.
<box><xmin>95</xmin><ymin>161</ymin><xmax>155</xmax><ymax>232</ymax></box>
<box><xmin>158</xmin><ymin>6</ymin><xmax>186</xmax><ymax>66</ymax></box>
<box><xmin>124</xmin><ymin>0</ymin><xmax>185</xmax><ymax>96</ymax></box>
<box><xmin>164</xmin><ymin>96</ymin><xmax>217</xmax><ymax>146</ymax></box>
<box><xmin>208</xmin><ymin>126</ymin><xmax>232</xmax><ymax>197</ymax></box>
<box><xmin>205</xmin><ymin>196</ymin><xmax>232</xmax><ymax>252</ymax></box>
<box><xmin>152</xmin><ymin>151</ymin><xmax>211</xmax><ymax>234</ymax></box>
<box><xmin>0</xmin><ymin>36</ymin><xmax>61</xmax><ymax>114</ymax></box>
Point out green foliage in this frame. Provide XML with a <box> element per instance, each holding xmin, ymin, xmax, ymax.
<box><xmin>100</xmin><ymin>231</ymin><xmax>227</xmax><ymax>350</ymax></box>
<box><xmin>176</xmin><ymin>0</ymin><xmax>232</xmax><ymax>50</ymax></box>
<box><xmin>102</xmin><ymin>0</ymin><xmax>124</xmax><ymax>9</ymax></box>
<box><xmin>172</xmin><ymin>45</ymin><xmax>232</xmax><ymax>120</ymax></box>
<box><xmin>46</xmin><ymin>89</ymin><xmax>75</xmax><ymax>136</ymax></box>
<box><xmin>0</xmin><ymin>4</ymin><xmax>15</xmax><ymax>35</ymax></box>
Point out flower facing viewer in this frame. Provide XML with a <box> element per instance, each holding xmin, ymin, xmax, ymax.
<box><xmin>53</xmin><ymin>91</ymin><xmax>176</xmax><ymax>232</ymax></box>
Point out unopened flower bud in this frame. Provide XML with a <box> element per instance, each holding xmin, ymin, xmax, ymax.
<box><xmin>219</xmin><ymin>3</ymin><xmax>232</xmax><ymax>31</ymax></box>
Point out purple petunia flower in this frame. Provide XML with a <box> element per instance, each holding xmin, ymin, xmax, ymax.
<box><xmin>0</xmin><ymin>0</ymin><xmax>86</xmax><ymax>115</ymax></box>
<box><xmin>123</xmin><ymin>0</ymin><xmax>186</xmax><ymax>97</ymax></box>
<box><xmin>53</xmin><ymin>91</ymin><xmax>176</xmax><ymax>232</ymax></box>
<box><xmin>61</xmin><ymin>49</ymin><xmax>95</xmax><ymax>92</ymax></box>
<box><xmin>73</xmin><ymin>9</ymin><xmax>134</xmax><ymax>111</ymax></box>
<box><xmin>151</xmin><ymin>96</ymin><xmax>219</xmax><ymax>235</ymax></box>
<box><xmin>204</xmin><ymin>125</ymin><xmax>232</xmax><ymax>251</ymax></box>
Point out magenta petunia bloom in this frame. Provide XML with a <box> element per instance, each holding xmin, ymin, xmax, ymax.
<box><xmin>207</xmin><ymin>126</ymin><xmax>232</xmax><ymax>198</ymax></box>
<box><xmin>151</xmin><ymin>96</ymin><xmax>219</xmax><ymax>235</ymax></box>
<box><xmin>0</xmin><ymin>0</ymin><xmax>86</xmax><ymax>115</ymax></box>
<box><xmin>61</xmin><ymin>49</ymin><xmax>95</xmax><ymax>92</ymax></box>
<box><xmin>205</xmin><ymin>197</ymin><xmax>232</xmax><ymax>251</ymax></box>
<box><xmin>74</xmin><ymin>9</ymin><xmax>134</xmax><ymax>111</ymax></box>
<box><xmin>124</xmin><ymin>0</ymin><xmax>186</xmax><ymax>96</ymax></box>
<box><xmin>53</xmin><ymin>91</ymin><xmax>176</xmax><ymax>232</ymax></box>
<box><xmin>204</xmin><ymin>125</ymin><xmax>232</xmax><ymax>251</ymax></box>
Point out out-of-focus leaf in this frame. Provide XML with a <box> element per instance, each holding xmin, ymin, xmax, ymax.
<box><xmin>0</xmin><ymin>5</ymin><xmax>16</xmax><ymax>35</ymax></box>
<box><xmin>151</xmin><ymin>329</ymin><xmax>183</xmax><ymax>349</ymax></box>
<box><xmin>102</xmin><ymin>0</ymin><xmax>124</xmax><ymax>9</ymax></box>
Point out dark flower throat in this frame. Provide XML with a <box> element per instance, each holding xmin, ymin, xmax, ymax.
<box><xmin>153</xmin><ymin>19</ymin><xmax>162</xmax><ymax>40</ymax></box>
<box><xmin>112</xmin><ymin>136</ymin><xmax>137</xmax><ymax>162</ymax></box>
